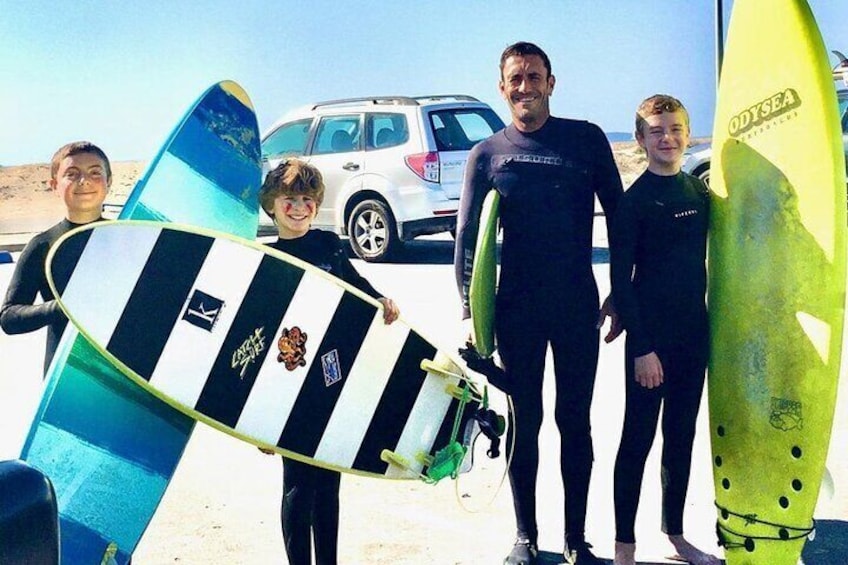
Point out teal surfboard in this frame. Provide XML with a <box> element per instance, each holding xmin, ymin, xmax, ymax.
<box><xmin>46</xmin><ymin>221</ymin><xmax>492</xmax><ymax>483</ymax></box>
<box><xmin>469</xmin><ymin>189</ymin><xmax>499</xmax><ymax>357</ymax></box>
<box><xmin>20</xmin><ymin>81</ymin><xmax>262</xmax><ymax>564</ymax></box>
<box><xmin>707</xmin><ymin>1</ymin><xmax>847</xmax><ymax>563</ymax></box>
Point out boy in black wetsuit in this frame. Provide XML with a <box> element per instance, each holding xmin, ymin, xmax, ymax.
<box><xmin>454</xmin><ymin>42</ymin><xmax>622</xmax><ymax>565</ymax></box>
<box><xmin>1</xmin><ymin>141</ymin><xmax>111</xmax><ymax>375</ymax></box>
<box><xmin>258</xmin><ymin>159</ymin><xmax>399</xmax><ymax>565</ymax></box>
<box><xmin>609</xmin><ymin>95</ymin><xmax>720</xmax><ymax>565</ymax></box>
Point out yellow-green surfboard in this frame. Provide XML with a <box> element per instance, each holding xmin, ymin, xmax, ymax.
<box><xmin>469</xmin><ymin>189</ymin><xmax>500</xmax><ymax>358</ymax></box>
<box><xmin>708</xmin><ymin>1</ymin><xmax>846</xmax><ymax>564</ymax></box>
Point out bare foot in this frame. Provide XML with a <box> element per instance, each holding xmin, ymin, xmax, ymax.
<box><xmin>614</xmin><ymin>541</ymin><xmax>636</xmax><ymax>565</ymax></box>
<box><xmin>668</xmin><ymin>534</ymin><xmax>722</xmax><ymax>565</ymax></box>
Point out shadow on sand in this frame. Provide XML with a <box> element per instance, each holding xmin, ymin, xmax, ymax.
<box><xmin>801</xmin><ymin>519</ymin><xmax>848</xmax><ymax>564</ymax></box>
<box><xmin>534</xmin><ymin>548</ymin><xmax>702</xmax><ymax>565</ymax></box>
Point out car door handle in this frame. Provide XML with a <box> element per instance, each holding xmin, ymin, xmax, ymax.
<box><xmin>342</xmin><ymin>162</ymin><xmax>360</xmax><ymax>171</ymax></box>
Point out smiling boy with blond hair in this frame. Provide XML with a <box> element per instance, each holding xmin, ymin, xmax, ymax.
<box><xmin>609</xmin><ymin>95</ymin><xmax>720</xmax><ymax>565</ymax></box>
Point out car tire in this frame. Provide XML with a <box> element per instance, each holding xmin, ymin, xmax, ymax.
<box><xmin>347</xmin><ymin>199</ymin><xmax>398</xmax><ymax>262</ymax></box>
<box><xmin>695</xmin><ymin>165</ymin><xmax>711</xmax><ymax>186</ymax></box>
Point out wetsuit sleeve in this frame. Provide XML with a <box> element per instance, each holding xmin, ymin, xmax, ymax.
<box><xmin>454</xmin><ymin>142</ymin><xmax>490</xmax><ymax>319</ymax></box>
<box><xmin>329</xmin><ymin>235</ymin><xmax>383</xmax><ymax>300</ymax></box>
<box><xmin>0</xmin><ymin>239</ymin><xmax>61</xmax><ymax>335</ymax></box>
<box><xmin>590</xmin><ymin>124</ymin><xmax>624</xmax><ymax>217</ymax></box>
<box><xmin>609</xmin><ymin>194</ymin><xmax>653</xmax><ymax>356</ymax></box>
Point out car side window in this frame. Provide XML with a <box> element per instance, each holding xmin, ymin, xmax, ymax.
<box><xmin>262</xmin><ymin>119</ymin><xmax>312</xmax><ymax>158</ymax></box>
<box><xmin>312</xmin><ymin>115</ymin><xmax>361</xmax><ymax>155</ymax></box>
<box><xmin>430</xmin><ymin>108</ymin><xmax>504</xmax><ymax>151</ymax></box>
<box><xmin>366</xmin><ymin>113</ymin><xmax>409</xmax><ymax>150</ymax></box>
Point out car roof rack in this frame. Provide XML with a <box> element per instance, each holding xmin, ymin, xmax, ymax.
<box><xmin>311</xmin><ymin>94</ymin><xmax>481</xmax><ymax>110</ymax></box>
<box><xmin>312</xmin><ymin>96</ymin><xmax>419</xmax><ymax>109</ymax></box>
<box><xmin>413</xmin><ymin>94</ymin><xmax>480</xmax><ymax>103</ymax></box>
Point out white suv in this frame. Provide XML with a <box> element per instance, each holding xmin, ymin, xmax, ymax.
<box><xmin>260</xmin><ymin>95</ymin><xmax>505</xmax><ymax>262</ymax></box>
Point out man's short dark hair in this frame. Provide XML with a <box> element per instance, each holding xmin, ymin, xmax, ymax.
<box><xmin>500</xmin><ymin>42</ymin><xmax>552</xmax><ymax>79</ymax></box>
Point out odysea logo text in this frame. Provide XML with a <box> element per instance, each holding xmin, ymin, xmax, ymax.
<box><xmin>728</xmin><ymin>88</ymin><xmax>801</xmax><ymax>137</ymax></box>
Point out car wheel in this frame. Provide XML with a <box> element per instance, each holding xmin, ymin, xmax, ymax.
<box><xmin>696</xmin><ymin>165</ymin><xmax>711</xmax><ymax>186</ymax></box>
<box><xmin>347</xmin><ymin>199</ymin><xmax>398</xmax><ymax>262</ymax></box>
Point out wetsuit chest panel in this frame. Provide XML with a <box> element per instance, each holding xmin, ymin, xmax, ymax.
<box><xmin>637</xmin><ymin>181</ymin><xmax>709</xmax><ymax>268</ymax></box>
<box><xmin>492</xmin><ymin>153</ymin><xmax>594</xmax><ymax>225</ymax></box>
<box><xmin>626</xmin><ymin>175</ymin><xmax>709</xmax><ymax>347</ymax></box>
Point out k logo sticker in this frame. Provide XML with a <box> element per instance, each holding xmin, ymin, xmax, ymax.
<box><xmin>182</xmin><ymin>289</ymin><xmax>224</xmax><ymax>332</ymax></box>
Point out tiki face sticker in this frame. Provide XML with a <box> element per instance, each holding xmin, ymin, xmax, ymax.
<box><xmin>277</xmin><ymin>326</ymin><xmax>308</xmax><ymax>371</ymax></box>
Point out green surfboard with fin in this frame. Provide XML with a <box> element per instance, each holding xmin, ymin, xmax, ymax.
<box><xmin>707</xmin><ymin>1</ymin><xmax>847</xmax><ymax>563</ymax></box>
<box><xmin>469</xmin><ymin>189</ymin><xmax>500</xmax><ymax>358</ymax></box>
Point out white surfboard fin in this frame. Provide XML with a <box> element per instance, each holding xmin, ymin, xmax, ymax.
<box><xmin>821</xmin><ymin>465</ymin><xmax>835</xmax><ymax>500</ymax></box>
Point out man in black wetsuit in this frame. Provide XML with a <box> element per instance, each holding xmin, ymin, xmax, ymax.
<box><xmin>609</xmin><ymin>95</ymin><xmax>720</xmax><ymax>565</ymax></box>
<box><xmin>1</xmin><ymin>141</ymin><xmax>111</xmax><ymax>375</ymax></box>
<box><xmin>258</xmin><ymin>159</ymin><xmax>399</xmax><ymax>565</ymax></box>
<box><xmin>454</xmin><ymin>42</ymin><xmax>623</xmax><ymax>565</ymax></box>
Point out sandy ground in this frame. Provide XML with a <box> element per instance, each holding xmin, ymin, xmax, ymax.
<box><xmin>2</xmin><ymin>142</ymin><xmax>847</xmax><ymax>564</ymax></box>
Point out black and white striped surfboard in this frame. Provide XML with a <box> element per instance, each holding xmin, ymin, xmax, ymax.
<box><xmin>46</xmin><ymin>221</ymin><xmax>482</xmax><ymax>480</ymax></box>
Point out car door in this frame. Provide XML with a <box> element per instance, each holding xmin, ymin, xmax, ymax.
<box><xmin>306</xmin><ymin>114</ymin><xmax>363</xmax><ymax>229</ymax></box>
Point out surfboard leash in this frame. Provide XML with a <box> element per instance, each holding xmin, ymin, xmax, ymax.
<box><xmin>453</xmin><ymin>392</ymin><xmax>516</xmax><ymax>514</ymax></box>
<box><xmin>714</xmin><ymin>501</ymin><xmax>815</xmax><ymax>552</ymax></box>
<box><xmin>382</xmin><ymin>362</ymin><xmax>503</xmax><ymax>484</ymax></box>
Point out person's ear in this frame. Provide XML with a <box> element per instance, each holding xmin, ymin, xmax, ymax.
<box><xmin>635</xmin><ymin>129</ymin><xmax>646</xmax><ymax>150</ymax></box>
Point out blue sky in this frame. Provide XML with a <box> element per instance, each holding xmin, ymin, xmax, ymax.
<box><xmin>2</xmin><ymin>1</ymin><xmax>846</xmax><ymax>166</ymax></box>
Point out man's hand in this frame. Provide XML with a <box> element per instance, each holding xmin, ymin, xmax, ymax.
<box><xmin>597</xmin><ymin>294</ymin><xmax>622</xmax><ymax>343</ymax></box>
<box><xmin>635</xmin><ymin>352</ymin><xmax>663</xmax><ymax>389</ymax></box>
<box><xmin>378</xmin><ymin>297</ymin><xmax>400</xmax><ymax>324</ymax></box>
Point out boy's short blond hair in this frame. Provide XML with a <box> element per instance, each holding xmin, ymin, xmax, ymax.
<box><xmin>259</xmin><ymin>159</ymin><xmax>325</xmax><ymax>218</ymax></box>
<box><xmin>635</xmin><ymin>94</ymin><xmax>690</xmax><ymax>137</ymax></box>
<box><xmin>50</xmin><ymin>141</ymin><xmax>112</xmax><ymax>181</ymax></box>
